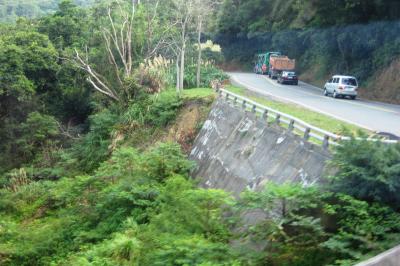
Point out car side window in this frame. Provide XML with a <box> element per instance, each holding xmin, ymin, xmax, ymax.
<box><xmin>334</xmin><ymin>78</ymin><xmax>339</xmax><ymax>83</ymax></box>
<box><xmin>328</xmin><ymin>78</ymin><xmax>333</xmax><ymax>83</ymax></box>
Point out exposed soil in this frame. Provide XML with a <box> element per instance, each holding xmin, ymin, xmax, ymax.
<box><xmin>360</xmin><ymin>58</ymin><xmax>400</xmax><ymax>104</ymax></box>
<box><xmin>165</xmin><ymin>99</ymin><xmax>213</xmax><ymax>154</ymax></box>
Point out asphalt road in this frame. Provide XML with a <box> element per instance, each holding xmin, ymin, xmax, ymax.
<box><xmin>228</xmin><ymin>72</ymin><xmax>400</xmax><ymax>138</ymax></box>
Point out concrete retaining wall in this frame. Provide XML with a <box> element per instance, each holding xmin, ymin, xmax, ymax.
<box><xmin>354</xmin><ymin>245</ymin><xmax>400</xmax><ymax>266</ymax></box>
<box><xmin>190</xmin><ymin>98</ymin><xmax>332</xmax><ymax>195</ymax></box>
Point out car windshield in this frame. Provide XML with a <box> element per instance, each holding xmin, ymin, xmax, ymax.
<box><xmin>342</xmin><ymin>78</ymin><xmax>357</xmax><ymax>86</ymax></box>
<box><xmin>285</xmin><ymin>72</ymin><xmax>296</xmax><ymax>76</ymax></box>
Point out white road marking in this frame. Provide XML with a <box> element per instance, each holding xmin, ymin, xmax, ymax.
<box><xmin>261</xmin><ymin>76</ymin><xmax>398</xmax><ymax>114</ymax></box>
<box><xmin>230</xmin><ymin>75</ymin><xmax>376</xmax><ymax>132</ymax></box>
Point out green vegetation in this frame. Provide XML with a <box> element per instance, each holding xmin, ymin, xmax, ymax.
<box><xmin>0</xmin><ymin>0</ymin><xmax>93</xmax><ymax>22</ymax></box>
<box><xmin>216</xmin><ymin>0</ymin><xmax>400</xmax><ymax>34</ymax></box>
<box><xmin>225</xmin><ymin>85</ymin><xmax>365</xmax><ymax>134</ymax></box>
<box><xmin>1</xmin><ymin>0</ymin><xmax>400</xmax><ymax>265</ymax></box>
<box><xmin>215</xmin><ymin>0</ymin><xmax>400</xmax><ymax>103</ymax></box>
<box><xmin>183</xmin><ymin>88</ymin><xmax>216</xmax><ymax>99</ymax></box>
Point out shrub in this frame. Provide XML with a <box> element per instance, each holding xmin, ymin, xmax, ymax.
<box><xmin>66</xmin><ymin>109</ymin><xmax>119</xmax><ymax>173</ymax></box>
<box><xmin>145</xmin><ymin>91</ymin><xmax>183</xmax><ymax>127</ymax></box>
<box><xmin>184</xmin><ymin>64</ymin><xmax>228</xmax><ymax>89</ymax></box>
<box><xmin>328</xmin><ymin>139</ymin><xmax>400</xmax><ymax>210</ymax></box>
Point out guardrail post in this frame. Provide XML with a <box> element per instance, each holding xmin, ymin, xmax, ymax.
<box><xmin>225</xmin><ymin>93</ymin><xmax>229</xmax><ymax>101</ymax></box>
<box><xmin>288</xmin><ymin>119</ymin><xmax>295</xmax><ymax>131</ymax></box>
<box><xmin>304</xmin><ymin>128</ymin><xmax>311</xmax><ymax>141</ymax></box>
<box><xmin>323</xmin><ymin>135</ymin><xmax>329</xmax><ymax>149</ymax></box>
<box><xmin>275</xmin><ymin>114</ymin><xmax>281</xmax><ymax>125</ymax></box>
<box><xmin>242</xmin><ymin>100</ymin><xmax>247</xmax><ymax>109</ymax></box>
<box><xmin>263</xmin><ymin>110</ymin><xmax>268</xmax><ymax>120</ymax></box>
<box><xmin>218</xmin><ymin>90</ymin><xmax>222</xmax><ymax>97</ymax></box>
<box><xmin>252</xmin><ymin>104</ymin><xmax>257</xmax><ymax>113</ymax></box>
<box><xmin>234</xmin><ymin>97</ymin><xmax>238</xmax><ymax>106</ymax></box>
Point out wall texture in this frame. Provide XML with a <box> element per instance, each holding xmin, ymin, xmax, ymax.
<box><xmin>354</xmin><ymin>245</ymin><xmax>400</xmax><ymax>266</ymax></box>
<box><xmin>190</xmin><ymin>97</ymin><xmax>332</xmax><ymax>195</ymax></box>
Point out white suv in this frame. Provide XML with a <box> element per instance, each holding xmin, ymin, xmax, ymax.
<box><xmin>324</xmin><ymin>75</ymin><xmax>358</xmax><ymax>100</ymax></box>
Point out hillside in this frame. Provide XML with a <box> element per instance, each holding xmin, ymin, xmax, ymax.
<box><xmin>1</xmin><ymin>1</ymin><xmax>400</xmax><ymax>265</ymax></box>
<box><xmin>215</xmin><ymin>0</ymin><xmax>400</xmax><ymax>104</ymax></box>
<box><xmin>0</xmin><ymin>0</ymin><xmax>93</xmax><ymax>22</ymax></box>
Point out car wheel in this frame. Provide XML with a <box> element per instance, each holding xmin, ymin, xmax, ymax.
<box><xmin>294</xmin><ymin>81</ymin><xmax>298</xmax><ymax>86</ymax></box>
<box><xmin>324</xmin><ymin>88</ymin><xmax>328</xmax><ymax>96</ymax></box>
<box><xmin>351</xmin><ymin>96</ymin><xmax>356</xmax><ymax>100</ymax></box>
<box><xmin>333</xmin><ymin>91</ymin><xmax>338</xmax><ymax>98</ymax></box>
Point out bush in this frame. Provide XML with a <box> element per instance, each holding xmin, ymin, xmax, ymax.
<box><xmin>184</xmin><ymin>64</ymin><xmax>228</xmax><ymax>89</ymax></box>
<box><xmin>328</xmin><ymin>139</ymin><xmax>400</xmax><ymax>210</ymax></box>
<box><xmin>66</xmin><ymin>109</ymin><xmax>119</xmax><ymax>173</ymax></box>
<box><xmin>122</xmin><ymin>90</ymin><xmax>182</xmax><ymax>128</ymax></box>
<box><xmin>146</xmin><ymin>91</ymin><xmax>183</xmax><ymax>127</ymax></box>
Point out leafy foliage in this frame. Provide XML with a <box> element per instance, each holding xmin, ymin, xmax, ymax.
<box><xmin>1</xmin><ymin>1</ymin><xmax>400</xmax><ymax>266</ymax></box>
<box><xmin>329</xmin><ymin>139</ymin><xmax>400</xmax><ymax>210</ymax></box>
<box><xmin>0</xmin><ymin>144</ymin><xmax>233</xmax><ymax>265</ymax></box>
<box><xmin>0</xmin><ymin>0</ymin><xmax>94</xmax><ymax>23</ymax></box>
<box><xmin>184</xmin><ymin>63</ymin><xmax>228</xmax><ymax>88</ymax></box>
<box><xmin>65</xmin><ymin>108</ymin><xmax>119</xmax><ymax>173</ymax></box>
<box><xmin>238</xmin><ymin>180</ymin><xmax>400</xmax><ymax>266</ymax></box>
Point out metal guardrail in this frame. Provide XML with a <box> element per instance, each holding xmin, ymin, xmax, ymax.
<box><xmin>217</xmin><ymin>88</ymin><xmax>399</xmax><ymax>148</ymax></box>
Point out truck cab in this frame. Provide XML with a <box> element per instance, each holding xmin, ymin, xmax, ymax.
<box><xmin>254</xmin><ymin>52</ymin><xmax>281</xmax><ymax>75</ymax></box>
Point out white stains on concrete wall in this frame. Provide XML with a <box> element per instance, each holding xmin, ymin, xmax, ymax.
<box><xmin>298</xmin><ymin>168</ymin><xmax>318</xmax><ymax>187</ymax></box>
<box><xmin>237</xmin><ymin>117</ymin><xmax>253</xmax><ymax>133</ymax></box>
<box><xmin>276</xmin><ymin>137</ymin><xmax>285</xmax><ymax>144</ymax></box>
<box><xmin>190</xmin><ymin>98</ymin><xmax>331</xmax><ymax>195</ymax></box>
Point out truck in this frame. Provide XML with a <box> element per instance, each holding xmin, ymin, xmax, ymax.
<box><xmin>254</xmin><ymin>52</ymin><xmax>281</xmax><ymax>75</ymax></box>
<box><xmin>269</xmin><ymin>56</ymin><xmax>296</xmax><ymax>79</ymax></box>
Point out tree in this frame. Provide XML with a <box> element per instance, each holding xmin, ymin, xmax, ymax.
<box><xmin>73</xmin><ymin>0</ymin><xmax>139</xmax><ymax>104</ymax></box>
<box><xmin>167</xmin><ymin>0</ymin><xmax>196</xmax><ymax>93</ymax></box>
<box><xmin>239</xmin><ymin>182</ymin><xmax>331</xmax><ymax>265</ymax></box>
<box><xmin>329</xmin><ymin>139</ymin><xmax>400</xmax><ymax>210</ymax></box>
<box><xmin>38</xmin><ymin>0</ymin><xmax>90</xmax><ymax>49</ymax></box>
<box><xmin>194</xmin><ymin>0</ymin><xmax>222</xmax><ymax>88</ymax></box>
<box><xmin>0</xmin><ymin>28</ymin><xmax>59</xmax><ymax>172</ymax></box>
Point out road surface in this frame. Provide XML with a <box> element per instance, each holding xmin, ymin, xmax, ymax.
<box><xmin>229</xmin><ymin>72</ymin><xmax>400</xmax><ymax>138</ymax></box>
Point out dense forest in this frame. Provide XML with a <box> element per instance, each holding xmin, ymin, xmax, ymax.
<box><xmin>215</xmin><ymin>0</ymin><xmax>400</xmax><ymax>103</ymax></box>
<box><xmin>0</xmin><ymin>0</ymin><xmax>94</xmax><ymax>22</ymax></box>
<box><xmin>1</xmin><ymin>1</ymin><xmax>400</xmax><ymax>265</ymax></box>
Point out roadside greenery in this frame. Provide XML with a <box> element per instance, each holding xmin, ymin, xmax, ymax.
<box><xmin>1</xmin><ymin>1</ymin><xmax>400</xmax><ymax>265</ymax></box>
<box><xmin>225</xmin><ymin>85</ymin><xmax>366</xmax><ymax>134</ymax></box>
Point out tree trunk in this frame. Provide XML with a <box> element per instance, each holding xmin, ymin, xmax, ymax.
<box><xmin>176</xmin><ymin>54</ymin><xmax>180</xmax><ymax>94</ymax></box>
<box><xmin>196</xmin><ymin>17</ymin><xmax>203</xmax><ymax>88</ymax></box>
<box><xmin>179</xmin><ymin>27</ymin><xmax>186</xmax><ymax>91</ymax></box>
<box><xmin>180</xmin><ymin>47</ymin><xmax>185</xmax><ymax>91</ymax></box>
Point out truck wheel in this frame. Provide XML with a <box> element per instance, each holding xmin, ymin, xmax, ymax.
<box><xmin>324</xmin><ymin>88</ymin><xmax>328</xmax><ymax>96</ymax></box>
<box><xmin>333</xmin><ymin>91</ymin><xmax>339</xmax><ymax>98</ymax></box>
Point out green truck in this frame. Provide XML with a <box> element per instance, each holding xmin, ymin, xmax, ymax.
<box><xmin>254</xmin><ymin>52</ymin><xmax>281</xmax><ymax>75</ymax></box>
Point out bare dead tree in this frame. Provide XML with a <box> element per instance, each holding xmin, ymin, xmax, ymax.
<box><xmin>73</xmin><ymin>0</ymin><xmax>138</xmax><ymax>103</ymax></box>
<box><xmin>74</xmin><ymin>48</ymin><xmax>120</xmax><ymax>101</ymax></box>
